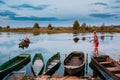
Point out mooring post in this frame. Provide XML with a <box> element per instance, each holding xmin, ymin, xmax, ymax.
<box><xmin>65</xmin><ymin>54</ymin><xmax>67</xmax><ymax>58</ymax></box>
<box><xmin>86</xmin><ymin>53</ymin><xmax>88</xmax><ymax>74</ymax></box>
<box><xmin>8</xmin><ymin>52</ymin><xmax>10</xmax><ymax>60</ymax></box>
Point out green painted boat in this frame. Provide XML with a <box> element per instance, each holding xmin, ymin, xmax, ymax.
<box><xmin>44</xmin><ymin>52</ymin><xmax>61</xmax><ymax>75</ymax></box>
<box><xmin>0</xmin><ymin>53</ymin><xmax>30</xmax><ymax>79</ymax></box>
<box><xmin>31</xmin><ymin>53</ymin><xmax>44</xmax><ymax>76</ymax></box>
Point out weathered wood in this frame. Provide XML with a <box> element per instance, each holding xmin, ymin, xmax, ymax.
<box><xmin>91</xmin><ymin>55</ymin><xmax>120</xmax><ymax>80</ymax></box>
<box><xmin>99</xmin><ymin>61</ymin><xmax>112</xmax><ymax>65</ymax></box>
<box><xmin>64</xmin><ymin>51</ymin><xmax>85</xmax><ymax>75</ymax></box>
<box><xmin>106</xmin><ymin>67</ymin><xmax>120</xmax><ymax>72</ymax></box>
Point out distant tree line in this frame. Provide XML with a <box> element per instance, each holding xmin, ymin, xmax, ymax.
<box><xmin>0</xmin><ymin>20</ymin><xmax>120</xmax><ymax>32</ymax></box>
<box><xmin>33</xmin><ymin>23</ymin><xmax>53</xmax><ymax>30</ymax></box>
<box><xmin>0</xmin><ymin>25</ymin><xmax>10</xmax><ymax>29</ymax></box>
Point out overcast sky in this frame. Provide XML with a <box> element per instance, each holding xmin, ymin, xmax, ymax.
<box><xmin>0</xmin><ymin>0</ymin><xmax>120</xmax><ymax>27</ymax></box>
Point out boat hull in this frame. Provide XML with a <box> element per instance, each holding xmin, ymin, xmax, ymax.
<box><xmin>44</xmin><ymin>61</ymin><xmax>61</xmax><ymax>75</ymax></box>
<box><xmin>91</xmin><ymin>55</ymin><xmax>120</xmax><ymax>80</ymax></box>
<box><xmin>64</xmin><ymin>51</ymin><xmax>85</xmax><ymax>75</ymax></box>
<box><xmin>64</xmin><ymin>64</ymin><xmax>85</xmax><ymax>75</ymax></box>
<box><xmin>44</xmin><ymin>52</ymin><xmax>61</xmax><ymax>75</ymax></box>
<box><xmin>0</xmin><ymin>54</ymin><xmax>30</xmax><ymax>79</ymax></box>
<box><xmin>31</xmin><ymin>53</ymin><xmax>44</xmax><ymax>76</ymax></box>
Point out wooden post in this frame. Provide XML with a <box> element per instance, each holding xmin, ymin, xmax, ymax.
<box><xmin>8</xmin><ymin>52</ymin><xmax>10</xmax><ymax>60</ymax></box>
<box><xmin>65</xmin><ymin>54</ymin><xmax>67</xmax><ymax>58</ymax></box>
<box><xmin>85</xmin><ymin>53</ymin><xmax>88</xmax><ymax>74</ymax></box>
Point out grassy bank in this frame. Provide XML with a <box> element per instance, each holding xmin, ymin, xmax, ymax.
<box><xmin>0</xmin><ymin>27</ymin><xmax>120</xmax><ymax>35</ymax></box>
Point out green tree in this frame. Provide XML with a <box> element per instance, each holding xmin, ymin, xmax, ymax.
<box><xmin>48</xmin><ymin>24</ymin><xmax>53</xmax><ymax>30</ymax></box>
<box><xmin>6</xmin><ymin>25</ymin><xmax>10</xmax><ymax>28</ymax></box>
<box><xmin>81</xmin><ymin>22</ymin><xmax>86</xmax><ymax>28</ymax></box>
<box><xmin>73</xmin><ymin>20</ymin><xmax>80</xmax><ymax>30</ymax></box>
<box><xmin>0</xmin><ymin>26</ymin><xmax>2</xmax><ymax>28</ymax></box>
<box><xmin>33</xmin><ymin>23</ymin><xmax>40</xmax><ymax>28</ymax></box>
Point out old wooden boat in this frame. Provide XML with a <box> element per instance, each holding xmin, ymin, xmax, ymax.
<box><xmin>0</xmin><ymin>53</ymin><xmax>30</xmax><ymax>79</ymax></box>
<box><xmin>44</xmin><ymin>52</ymin><xmax>61</xmax><ymax>75</ymax></box>
<box><xmin>31</xmin><ymin>53</ymin><xmax>44</xmax><ymax>76</ymax></box>
<box><xmin>3</xmin><ymin>71</ymin><xmax>25</xmax><ymax>80</ymax></box>
<box><xmin>91</xmin><ymin>55</ymin><xmax>120</xmax><ymax>80</ymax></box>
<box><xmin>64</xmin><ymin>51</ymin><xmax>85</xmax><ymax>75</ymax></box>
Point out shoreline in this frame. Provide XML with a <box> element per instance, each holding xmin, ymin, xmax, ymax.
<box><xmin>0</xmin><ymin>27</ymin><xmax>120</xmax><ymax>34</ymax></box>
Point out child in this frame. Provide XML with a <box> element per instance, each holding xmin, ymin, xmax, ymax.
<box><xmin>90</xmin><ymin>31</ymin><xmax>99</xmax><ymax>56</ymax></box>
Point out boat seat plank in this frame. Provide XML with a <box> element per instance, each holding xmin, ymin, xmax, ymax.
<box><xmin>99</xmin><ymin>61</ymin><xmax>112</xmax><ymax>65</ymax></box>
<box><xmin>115</xmin><ymin>74</ymin><xmax>120</xmax><ymax>78</ymax></box>
<box><xmin>51</xmin><ymin>62</ymin><xmax>57</xmax><ymax>66</ymax></box>
<box><xmin>53</xmin><ymin>60</ymin><xmax>59</xmax><ymax>63</ymax></box>
<box><xmin>65</xmin><ymin>65</ymin><xmax>80</xmax><ymax>69</ymax></box>
<box><xmin>48</xmin><ymin>65</ymin><xmax>54</xmax><ymax>69</ymax></box>
<box><xmin>106</xmin><ymin>67</ymin><xmax>120</xmax><ymax>71</ymax></box>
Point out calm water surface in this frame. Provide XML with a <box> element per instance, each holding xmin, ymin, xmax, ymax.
<box><xmin>0</xmin><ymin>32</ymin><xmax>120</xmax><ymax>78</ymax></box>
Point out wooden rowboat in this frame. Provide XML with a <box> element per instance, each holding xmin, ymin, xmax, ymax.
<box><xmin>44</xmin><ymin>52</ymin><xmax>61</xmax><ymax>75</ymax></box>
<box><xmin>91</xmin><ymin>55</ymin><xmax>120</xmax><ymax>80</ymax></box>
<box><xmin>31</xmin><ymin>53</ymin><xmax>44</xmax><ymax>76</ymax></box>
<box><xmin>64</xmin><ymin>51</ymin><xmax>85</xmax><ymax>75</ymax></box>
<box><xmin>0</xmin><ymin>53</ymin><xmax>30</xmax><ymax>79</ymax></box>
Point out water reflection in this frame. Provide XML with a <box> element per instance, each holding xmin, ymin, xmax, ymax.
<box><xmin>100</xmin><ymin>35</ymin><xmax>105</xmax><ymax>41</ymax></box>
<box><xmin>33</xmin><ymin>32</ymin><xmax>40</xmax><ymax>36</ymax></box>
<box><xmin>110</xmin><ymin>34</ymin><xmax>113</xmax><ymax>40</ymax></box>
<box><xmin>82</xmin><ymin>37</ymin><xmax>86</xmax><ymax>41</ymax></box>
<box><xmin>73</xmin><ymin>37</ymin><xmax>79</xmax><ymax>43</ymax></box>
<box><xmin>73</xmin><ymin>33</ymin><xmax>79</xmax><ymax>36</ymax></box>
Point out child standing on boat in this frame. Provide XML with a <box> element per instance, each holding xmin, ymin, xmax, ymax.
<box><xmin>90</xmin><ymin>31</ymin><xmax>99</xmax><ymax>56</ymax></box>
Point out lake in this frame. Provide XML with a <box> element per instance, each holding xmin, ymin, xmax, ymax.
<box><xmin>0</xmin><ymin>32</ymin><xmax>120</xmax><ymax>78</ymax></box>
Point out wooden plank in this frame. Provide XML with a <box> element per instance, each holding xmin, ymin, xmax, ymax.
<box><xmin>106</xmin><ymin>67</ymin><xmax>120</xmax><ymax>71</ymax></box>
<box><xmin>99</xmin><ymin>61</ymin><xmax>112</xmax><ymax>65</ymax></box>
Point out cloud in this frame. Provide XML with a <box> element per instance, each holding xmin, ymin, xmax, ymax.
<box><xmin>0</xmin><ymin>10</ymin><xmax>67</xmax><ymax>21</ymax></box>
<box><xmin>0</xmin><ymin>0</ymin><xmax>5</xmax><ymax>4</ymax></box>
<box><xmin>93</xmin><ymin>2</ymin><xmax>108</xmax><ymax>6</ymax></box>
<box><xmin>10</xmin><ymin>4</ymin><xmax>49</xmax><ymax>10</ymax></box>
<box><xmin>0</xmin><ymin>10</ymin><xmax>17</xmax><ymax>17</ymax></box>
<box><xmin>89</xmin><ymin>13</ymin><xmax>116</xmax><ymax>18</ymax></box>
<box><xmin>10</xmin><ymin>16</ymin><xmax>63</xmax><ymax>21</ymax></box>
<box><xmin>110</xmin><ymin>6</ymin><xmax>120</xmax><ymax>9</ymax></box>
<box><xmin>115</xmin><ymin>0</ymin><xmax>120</xmax><ymax>3</ymax></box>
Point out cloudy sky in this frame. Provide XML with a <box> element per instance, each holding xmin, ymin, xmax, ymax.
<box><xmin>0</xmin><ymin>0</ymin><xmax>120</xmax><ymax>27</ymax></box>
